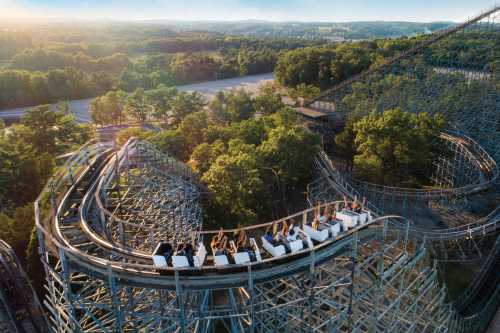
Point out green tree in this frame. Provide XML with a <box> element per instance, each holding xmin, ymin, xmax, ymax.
<box><xmin>150</xmin><ymin>129</ymin><xmax>189</xmax><ymax>161</ymax></box>
<box><xmin>147</xmin><ymin>84</ymin><xmax>178</xmax><ymax>122</ymax></box>
<box><xmin>231</xmin><ymin>119</ymin><xmax>268</xmax><ymax>146</ymax></box>
<box><xmin>258</xmin><ymin>125</ymin><xmax>320</xmax><ymax>187</ymax></box>
<box><xmin>90</xmin><ymin>95</ymin><xmax>108</xmax><ymax>126</ymax></box>
<box><xmin>275</xmin><ymin>47</ymin><xmax>336</xmax><ymax>88</ymax></box>
<box><xmin>288</xmin><ymin>83</ymin><xmax>321</xmax><ymax>104</ymax></box>
<box><xmin>224</xmin><ymin>89</ymin><xmax>255</xmax><ymax>122</ymax></box>
<box><xmin>91</xmin><ymin>90</ymin><xmax>128</xmax><ymax>126</ymax></box>
<box><xmin>21</xmin><ymin>104</ymin><xmax>87</xmax><ymax>155</ymax></box>
<box><xmin>105</xmin><ymin>90</ymin><xmax>128</xmax><ymax>125</ymax></box>
<box><xmin>178</xmin><ymin>111</ymin><xmax>208</xmax><ymax>151</ymax></box>
<box><xmin>352</xmin><ymin>109</ymin><xmax>446</xmax><ymax>187</ymax></box>
<box><xmin>0</xmin><ymin>205</ymin><xmax>35</xmax><ymax>260</ymax></box>
<box><xmin>202</xmin><ymin>140</ymin><xmax>269</xmax><ymax>225</ymax></box>
<box><xmin>334</xmin><ymin>113</ymin><xmax>363</xmax><ymax>160</ymax></box>
<box><xmin>0</xmin><ymin>134</ymin><xmax>54</xmax><ymax>207</ymax></box>
<box><xmin>170</xmin><ymin>92</ymin><xmax>205</xmax><ymax>125</ymax></box>
<box><xmin>125</xmin><ymin>88</ymin><xmax>149</xmax><ymax>123</ymax></box>
<box><xmin>329</xmin><ymin>44</ymin><xmax>372</xmax><ymax>84</ymax></box>
<box><xmin>208</xmin><ymin>91</ymin><xmax>230</xmax><ymax>124</ymax></box>
<box><xmin>253</xmin><ymin>83</ymin><xmax>284</xmax><ymax>115</ymax></box>
<box><xmin>188</xmin><ymin>140</ymin><xmax>226</xmax><ymax>175</ymax></box>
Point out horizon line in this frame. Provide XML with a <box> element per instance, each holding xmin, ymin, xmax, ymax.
<box><xmin>0</xmin><ymin>16</ymin><xmax>459</xmax><ymax>25</ymax></box>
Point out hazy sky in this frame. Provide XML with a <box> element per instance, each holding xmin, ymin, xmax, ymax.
<box><xmin>1</xmin><ymin>0</ymin><xmax>497</xmax><ymax>22</ymax></box>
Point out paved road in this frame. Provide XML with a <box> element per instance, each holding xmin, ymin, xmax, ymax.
<box><xmin>0</xmin><ymin>72</ymin><xmax>275</xmax><ymax>123</ymax></box>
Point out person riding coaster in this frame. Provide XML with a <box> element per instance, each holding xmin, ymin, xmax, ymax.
<box><xmin>152</xmin><ymin>241</ymin><xmax>207</xmax><ymax>268</ymax></box>
<box><xmin>211</xmin><ymin>229</ymin><xmax>230</xmax><ymax>266</ymax></box>
<box><xmin>152</xmin><ymin>200</ymin><xmax>371</xmax><ymax>269</ymax></box>
<box><xmin>268</xmin><ymin>220</ymin><xmax>309</xmax><ymax>254</ymax></box>
<box><xmin>210</xmin><ymin>228</ymin><xmax>258</xmax><ymax>265</ymax></box>
<box><xmin>231</xmin><ymin>228</ymin><xmax>256</xmax><ymax>263</ymax></box>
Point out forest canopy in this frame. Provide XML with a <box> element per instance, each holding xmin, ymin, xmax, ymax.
<box><xmin>275</xmin><ymin>32</ymin><xmax>500</xmax><ymax>89</ymax></box>
<box><xmin>334</xmin><ymin>109</ymin><xmax>446</xmax><ymax>187</ymax></box>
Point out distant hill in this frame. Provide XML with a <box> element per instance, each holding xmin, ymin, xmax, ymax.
<box><xmin>158</xmin><ymin>20</ymin><xmax>454</xmax><ymax>40</ymax></box>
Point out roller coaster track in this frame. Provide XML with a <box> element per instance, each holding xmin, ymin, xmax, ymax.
<box><xmin>312</xmin><ymin>132</ymin><xmax>500</xmax><ymax>242</ymax></box>
<box><xmin>310</xmin><ymin>126</ymin><xmax>500</xmax><ymax>333</ymax></box>
<box><xmin>312</xmin><ymin>146</ymin><xmax>500</xmax><ymax>291</ymax></box>
<box><xmin>40</xmin><ymin>140</ymin><xmax>471</xmax><ymax>332</ymax></box>
<box><xmin>38</xmin><ymin>140</ymin><xmax>399</xmax><ymax>289</ymax></box>
<box><xmin>28</xmin><ymin>4</ymin><xmax>500</xmax><ymax>332</ymax></box>
<box><xmin>344</xmin><ymin>131</ymin><xmax>498</xmax><ymax>201</ymax></box>
<box><xmin>302</xmin><ymin>5</ymin><xmax>500</xmax><ymax>328</ymax></box>
<box><xmin>0</xmin><ymin>240</ymin><xmax>48</xmax><ymax>333</ymax></box>
<box><xmin>31</xmin><ymin>136</ymin><xmax>499</xmax><ymax>332</ymax></box>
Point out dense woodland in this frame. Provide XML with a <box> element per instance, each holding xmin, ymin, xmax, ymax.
<box><xmin>334</xmin><ymin>109</ymin><xmax>447</xmax><ymax>187</ymax></box>
<box><xmin>0</xmin><ymin>26</ymin><xmax>321</xmax><ymax>110</ymax></box>
<box><xmin>275</xmin><ymin>32</ymin><xmax>500</xmax><ymax>89</ymax></box>
<box><xmin>168</xmin><ymin>21</ymin><xmax>452</xmax><ymax>40</ymax></box>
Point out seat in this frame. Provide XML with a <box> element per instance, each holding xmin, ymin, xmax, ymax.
<box><xmin>358</xmin><ymin>212</ymin><xmax>368</xmax><ymax>224</ymax></box>
<box><xmin>152</xmin><ymin>242</ymin><xmax>172</xmax><ymax>268</ymax></box>
<box><xmin>303</xmin><ymin>224</ymin><xmax>329</xmax><ymax>242</ymax></box>
<box><xmin>336</xmin><ymin>211</ymin><xmax>359</xmax><ymax>229</ymax></box>
<box><xmin>250</xmin><ymin>238</ymin><xmax>262</xmax><ymax>262</ymax></box>
<box><xmin>214</xmin><ymin>255</ymin><xmax>229</xmax><ymax>266</ymax></box>
<box><xmin>233</xmin><ymin>252</ymin><xmax>251</xmax><ymax>264</ymax></box>
<box><xmin>261</xmin><ymin>237</ymin><xmax>286</xmax><ymax>257</ymax></box>
<box><xmin>152</xmin><ymin>255</ymin><xmax>167</xmax><ymax>268</ymax></box>
<box><xmin>329</xmin><ymin>222</ymin><xmax>341</xmax><ymax>237</ymax></box>
<box><xmin>172</xmin><ymin>256</ymin><xmax>190</xmax><ymax>268</ymax></box>
<box><xmin>229</xmin><ymin>240</ymin><xmax>251</xmax><ymax>264</ymax></box>
<box><xmin>289</xmin><ymin>239</ymin><xmax>304</xmax><ymax>253</ymax></box>
<box><xmin>296</xmin><ymin>228</ymin><xmax>314</xmax><ymax>248</ymax></box>
<box><xmin>194</xmin><ymin>242</ymin><xmax>207</xmax><ymax>268</ymax></box>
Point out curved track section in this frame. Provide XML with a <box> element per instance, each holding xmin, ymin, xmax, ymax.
<box><xmin>95</xmin><ymin>139</ymin><xmax>203</xmax><ymax>253</ymax></box>
<box><xmin>33</xmin><ymin>139</ymin><xmax>497</xmax><ymax>332</ymax></box>
<box><xmin>311</xmin><ymin>144</ymin><xmax>500</xmax><ymax>242</ymax></box>
<box><xmin>43</xmin><ymin>139</ymin><xmax>394</xmax><ymax>289</ymax></box>
<box><xmin>344</xmin><ymin>131</ymin><xmax>498</xmax><ymax>203</ymax></box>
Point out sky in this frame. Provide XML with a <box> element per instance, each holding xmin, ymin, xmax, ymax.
<box><xmin>0</xmin><ymin>0</ymin><xmax>498</xmax><ymax>22</ymax></box>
